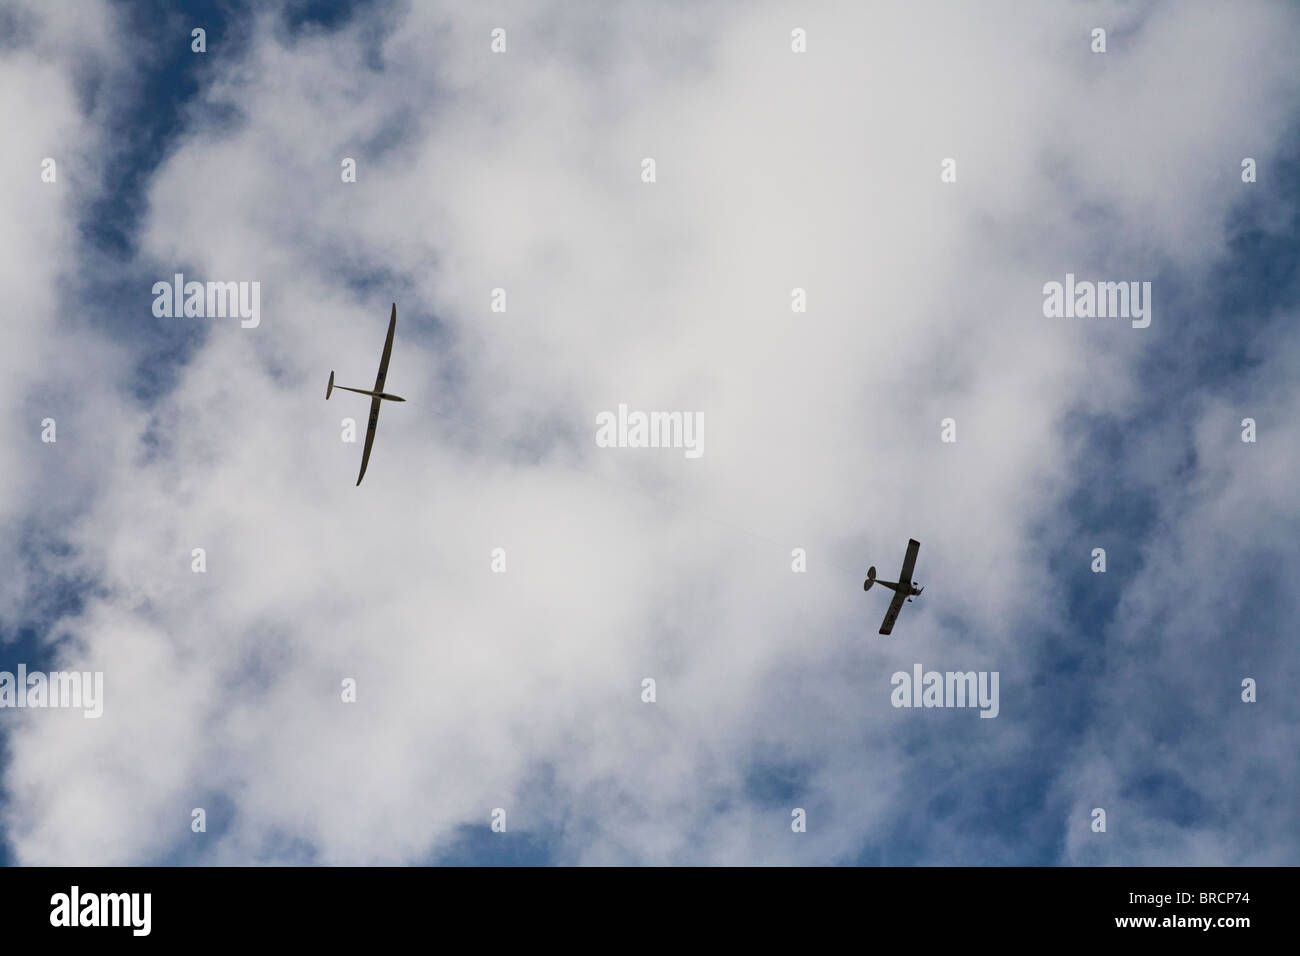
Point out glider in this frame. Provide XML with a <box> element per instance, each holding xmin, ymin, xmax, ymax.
<box><xmin>863</xmin><ymin>538</ymin><xmax>924</xmax><ymax>635</ymax></box>
<box><xmin>326</xmin><ymin>303</ymin><xmax>404</xmax><ymax>485</ymax></box>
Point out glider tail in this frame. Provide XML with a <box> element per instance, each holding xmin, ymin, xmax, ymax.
<box><xmin>326</xmin><ymin>370</ymin><xmax>335</xmax><ymax>400</ymax></box>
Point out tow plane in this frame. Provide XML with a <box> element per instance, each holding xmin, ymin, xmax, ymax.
<box><xmin>863</xmin><ymin>538</ymin><xmax>924</xmax><ymax>635</ymax></box>
<box><xmin>326</xmin><ymin>303</ymin><xmax>404</xmax><ymax>485</ymax></box>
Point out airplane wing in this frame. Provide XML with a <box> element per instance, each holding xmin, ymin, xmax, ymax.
<box><xmin>357</xmin><ymin>304</ymin><xmax>396</xmax><ymax>486</ymax></box>
<box><xmin>356</xmin><ymin>395</ymin><xmax>382</xmax><ymax>485</ymax></box>
<box><xmin>373</xmin><ymin>303</ymin><xmax>396</xmax><ymax>393</ymax></box>
<box><xmin>879</xmin><ymin>588</ymin><xmax>908</xmax><ymax>636</ymax></box>
<box><xmin>897</xmin><ymin>538</ymin><xmax>921</xmax><ymax>584</ymax></box>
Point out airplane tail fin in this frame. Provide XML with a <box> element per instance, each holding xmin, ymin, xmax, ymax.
<box><xmin>863</xmin><ymin>566</ymin><xmax>876</xmax><ymax>591</ymax></box>
<box><xmin>326</xmin><ymin>370</ymin><xmax>334</xmax><ymax>400</ymax></box>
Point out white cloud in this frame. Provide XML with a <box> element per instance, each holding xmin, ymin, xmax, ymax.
<box><xmin>3</xmin><ymin>0</ymin><xmax>1298</xmax><ymax>864</ymax></box>
<box><xmin>0</xmin><ymin>0</ymin><xmax>128</xmax><ymax>622</ymax></box>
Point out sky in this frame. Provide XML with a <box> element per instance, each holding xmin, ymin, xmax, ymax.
<box><xmin>1</xmin><ymin>0</ymin><xmax>1298</xmax><ymax>866</ymax></box>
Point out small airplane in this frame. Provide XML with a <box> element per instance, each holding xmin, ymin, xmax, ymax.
<box><xmin>326</xmin><ymin>303</ymin><xmax>405</xmax><ymax>485</ymax></box>
<box><xmin>863</xmin><ymin>538</ymin><xmax>924</xmax><ymax>635</ymax></box>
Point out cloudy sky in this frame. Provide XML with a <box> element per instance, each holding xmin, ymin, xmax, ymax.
<box><xmin>1</xmin><ymin>0</ymin><xmax>1297</xmax><ymax>865</ymax></box>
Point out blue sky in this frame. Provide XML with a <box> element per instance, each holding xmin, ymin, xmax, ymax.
<box><xmin>1</xmin><ymin>0</ymin><xmax>1298</xmax><ymax>866</ymax></box>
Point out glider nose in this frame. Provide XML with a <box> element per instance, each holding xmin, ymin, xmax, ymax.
<box><xmin>863</xmin><ymin>566</ymin><xmax>876</xmax><ymax>591</ymax></box>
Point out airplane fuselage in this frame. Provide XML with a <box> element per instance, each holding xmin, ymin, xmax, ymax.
<box><xmin>877</xmin><ymin>580</ymin><xmax>921</xmax><ymax>595</ymax></box>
